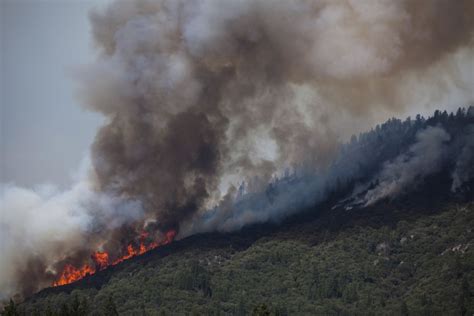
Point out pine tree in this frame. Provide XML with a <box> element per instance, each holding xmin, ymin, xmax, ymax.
<box><xmin>103</xmin><ymin>296</ymin><xmax>119</xmax><ymax>316</ymax></box>
<box><xmin>69</xmin><ymin>295</ymin><xmax>81</xmax><ymax>316</ymax></box>
<box><xmin>2</xmin><ymin>299</ymin><xmax>19</xmax><ymax>316</ymax></box>
<box><xmin>235</xmin><ymin>293</ymin><xmax>246</xmax><ymax>316</ymax></box>
<box><xmin>252</xmin><ymin>304</ymin><xmax>271</xmax><ymax>316</ymax></box>
<box><xmin>459</xmin><ymin>277</ymin><xmax>471</xmax><ymax>316</ymax></box>
<box><xmin>44</xmin><ymin>305</ymin><xmax>55</xmax><ymax>316</ymax></box>
<box><xmin>79</xmin><ymin>297</ymin><xmax>90</xmax><ymax>316</ymax></box>
<box><xmin>400</xmin><ymin>301</ymin><xmax>409</xmax><ymax>316</ymax></box>
<box><xmin>59</xmin><ymin>303</ymin><xmax>70</xmax><ymax>316</ymax></box>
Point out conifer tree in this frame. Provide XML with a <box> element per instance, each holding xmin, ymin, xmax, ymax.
<box><xmin>103</xmin><ymin>296</ymin><xmax>119</xmax><ymax>316</ymax></box>
<box><xmin>2</xmin><ymin>299</ymin><xmax>19</xmax><ymax>316</ymax></box>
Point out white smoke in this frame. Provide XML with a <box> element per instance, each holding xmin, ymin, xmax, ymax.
<box><xmin>362</xmin><ymin>126</ymin><xmax>451</xmax><ymax>205</ymax></box>
<box><xmin>0</xmin><ymin>160</ymin><xmax>143</xmax><ymax>298</ymax></box>
<box><xmin>451</xmin><ymin>124</ymin><xmax>474</xmax><ymax>191</ymax></box>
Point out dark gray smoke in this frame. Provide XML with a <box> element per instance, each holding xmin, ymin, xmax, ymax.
<box><xmin>180</xmin><ymin>111</ymin><xmax>474</xmax><ymax>234</ymax></box>
<box><xmin>1</xmin><ymin>0</ymin><xmax>474</xmax><ymax>300</ymax></box>
<box><xmin>80</xmin><ymin>0</ymin><xmax>474</xmax><ymax>230</ymax></box>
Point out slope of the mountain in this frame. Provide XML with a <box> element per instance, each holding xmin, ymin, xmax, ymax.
<box><xmin>16</xmin><ymin>196</ymin><xmax>474</xmax><ymax>315</ymax></box>
<box><xmin>8</xmin><ymin>108</ymin><xmax>474</xmax><ymax>315</ymax></box>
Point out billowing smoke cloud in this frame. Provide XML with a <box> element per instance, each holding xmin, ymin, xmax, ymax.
<box><xmin>79</xmin><ymin>0</ymin><xmax>474</xmax><ymax>229</ymax></box>
<box><xmin>1</xmin><ymin>0</ymin><xmax>474</xmax><ymax>299</ymax></box>
<box><xmin>180</xmin><ymin>114</ymin><xmax>473</xmax><ymax>235</ymax></box>
<box><xmin>451</xmin><ymin>124</ymin><xmax>474</xmax><ymax>191</ymax></box>
<box><xmin>0</xmin><ymin>161</ymin><xmax>143</xmax><ymax>299</ymax></box>
<box><xmin>361</xmin><ymin>126</ymin><xmax>451</xmax><ymax>205</ymax></box>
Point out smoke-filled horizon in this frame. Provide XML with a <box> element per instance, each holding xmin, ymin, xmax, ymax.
<box><xmin>82</xmin><ymin>0</ymin><xmax>474</xmax><ymax>229</ymax></box>
<box><xmin>1</xmin><ymin>0</ymin><xmax>474</xmax><ymax>300</ymax></box>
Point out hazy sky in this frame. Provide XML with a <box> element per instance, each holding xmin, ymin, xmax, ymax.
<box><xmin>1</xmin><ymin>0</ymin><xmax>110</xmax><ymax>188</ymax></box>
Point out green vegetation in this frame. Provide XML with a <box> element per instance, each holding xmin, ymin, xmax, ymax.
<box><xmin>11</xmin><ymin>202</ymin><xmax>474</xmax><ymax>315</ymax></box>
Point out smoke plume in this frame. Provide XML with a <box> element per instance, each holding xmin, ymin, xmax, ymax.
<box><xmin>1</xmin><ymin>0</ymin><xmax>474</xmax><ymax>299</ymax></box>
<box><xmin>0</xmin><ymin>163</ymin><xmax>144</xmax><ymax>299</ymax></box>
<box><xmin>80</xmin><ymin>0</ymin><xmax>474</xmax><ymax>229</ymax></box>
<box><xmin>451</xmin><ymin>124</ymin><xmax>474</xmax><ymax>191</ymax></box>
<box><xmin>361</xmin><ymin>126</ymin><xmax>451</xmax><ymax>205</ymax></box>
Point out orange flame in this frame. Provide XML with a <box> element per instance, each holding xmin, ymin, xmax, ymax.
<box><xmin>91</xmin><ymin>251</ymin><xmax>109</xmax><ymax>270</ymax></box>
<box><xmin>52</xmin><ymin>264</ymin><xmax>94</xmax><ymax>287</ymax></box>
<box><xmin>52</xmin><ymin>229</ymin><xmax>177</xmax><ymax>287</ymax></box>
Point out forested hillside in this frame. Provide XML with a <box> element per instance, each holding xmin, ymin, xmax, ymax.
<box><xmin>5</xmin><ymin>108</ymin><xmax>474</xmax><ymax>315</ymax></box>
<box><xmin>10</xmin><ymin>199</ymin><xmax>474</xmax><ymax>315</ymax></box>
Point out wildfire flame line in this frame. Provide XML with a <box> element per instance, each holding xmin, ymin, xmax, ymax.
<box><xmin>52</xmin><ymin>230</ymin><xmax>177</xmax><ymax>287</ymax></box>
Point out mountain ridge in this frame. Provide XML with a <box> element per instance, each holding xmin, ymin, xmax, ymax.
<box><xmin>19</xmin><ymin>197</ymin><xmax>474</xmax><ymax>315</ymax></box>
<box><xmin>8</xmin><ymin>108</ymin><xmax>474</xmax><ymax>315</ymax></box>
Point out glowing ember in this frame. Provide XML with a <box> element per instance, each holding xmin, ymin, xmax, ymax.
<box><xmin>52</xmin><ymin>229</ymin><xmax>177</xmax><ymax>287</ymax></box>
